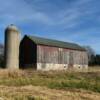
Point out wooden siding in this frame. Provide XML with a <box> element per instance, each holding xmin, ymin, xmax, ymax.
<box><xmin>37</xmin><ymin>45</ymin><xmax>88</xmax><ymax>67</ymax></box>
<box><xmin>19</xmin><ymin>36</ymin><xmax>88</xmax><ymax>70</ymax></box>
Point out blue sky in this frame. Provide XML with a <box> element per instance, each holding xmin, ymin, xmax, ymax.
<box><xmin>0</xmin><ymin>0</ymin><xmax>100</xmax><ymax>54</ymax></box>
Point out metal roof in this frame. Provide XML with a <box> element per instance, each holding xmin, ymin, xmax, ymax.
<box><xmin>25</xmin><ymin>35</ymin><xmax>86</xmax><ymax>51</ymax></box>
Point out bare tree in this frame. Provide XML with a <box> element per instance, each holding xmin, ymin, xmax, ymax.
<box><xmin>0</xmin><ymin>43</ymin><xmax>4</xmax><ymax>68</ymax></box>
<box><xmin>83</xmin><ymin>46</ymin><xmax>96</xmax><ymax>65</ymax></box>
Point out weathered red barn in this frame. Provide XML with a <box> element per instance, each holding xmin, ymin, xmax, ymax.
<box><xmin>19</xmin><ymin>35</ymin><xmax>88</xmax><ymax>70</ymax></box>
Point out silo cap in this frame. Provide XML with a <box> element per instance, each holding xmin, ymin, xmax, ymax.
<box><xmin>5</xmin><ymin>24</ymin><xmax>19</xmax><ymax>32</ymax></box>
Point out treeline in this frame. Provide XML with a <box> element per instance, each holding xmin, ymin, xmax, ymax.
<box><xmin>0</xmin><ymin>43</ymin><xmax>4</xmax><ymax>68</ymax></box>
<box><xmin>0</xmin><ymin>55</ymin><xmax>4</xmax><ymax>68</ymax></box>
<box><xmin>89</xmin><ymin>55</ymin><xmax>100</xmax><ymax>66</ymax></box>
<box><xmin>0</xmin><ymin>44</ymin><xmax>99</xmax><ymax>67</ymax></box>
<box><xmin>83</xmin><ymin>46</ymin><xmax>100</xmax><ymax>66</ymax></box>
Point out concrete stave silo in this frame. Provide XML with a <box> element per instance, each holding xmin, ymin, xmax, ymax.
<box><xmin>4</xmin><ymin>24</ymin><xmax>20</xmax><ymax>69</ymax></box>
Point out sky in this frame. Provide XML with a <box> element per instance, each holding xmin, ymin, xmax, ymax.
<box><xmin>0</xmin><ymin>0</ymin><xmax>100</xmax><ymax>54</ymax></box>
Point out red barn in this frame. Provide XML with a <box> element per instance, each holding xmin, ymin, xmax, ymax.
<box><xmin>19</xmin><ymin>35</ymin><xmax>88</xmax><ymax>70</ymax></box>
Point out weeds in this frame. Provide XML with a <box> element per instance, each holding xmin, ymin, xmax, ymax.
<box><xmin>0</xmin><ymin>69</ymin><xmax>99</xmax><ymax>93</ymax></box>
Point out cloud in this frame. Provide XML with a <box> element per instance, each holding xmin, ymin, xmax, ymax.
<box><xmin>0</xmin><ymin>0</ymin><xmax>99</xmax><ymax>27</ymax></box>
<box><xmin>0</xmin><ymin>0</ymin><xmax>100</xmax><ymax>53</ymax></box>
<box><xmin>0</xmin><ymin>0</ymin><xmax>51</xmax><ymax>26</ymax></box>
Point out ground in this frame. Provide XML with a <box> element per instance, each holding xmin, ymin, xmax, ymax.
<box><xmin>0</xmin><ymin>67</ymin><xmax>100</xmax><ymax>100</ymax></box>
<box><xmin>0</xmin><ymin>85</ymin><xmax>100</xmax><ymax>100</ymax></box>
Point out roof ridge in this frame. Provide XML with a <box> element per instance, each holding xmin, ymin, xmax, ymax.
<box><xmin>27</xmin><ymin>35</ymin><xmax>80</xmax><ymax>45</ymax></box>
<box><xmin>25</xmin><ymin>35</ymin><xmax>86</xmax><ymax>51</ymax></box>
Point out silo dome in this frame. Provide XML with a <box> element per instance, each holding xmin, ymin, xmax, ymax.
<box><xmin>5</xmin><ymin>24</ymin><xmax>19</xmax><ymax>32</ymax></box>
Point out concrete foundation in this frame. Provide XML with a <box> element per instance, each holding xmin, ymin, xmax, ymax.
<box><xmin>37</xmin><ymin>63</ymin><xmax>88</xmax><ymax>71</ymax></box>
<box><xmin>37</xmin><ymin>63</ymin><xmax>68</xmax><ymax>70</ymax></box>
<box><xmin>73</xmin><ymin>64</ymin><xmax>88</xmax><ymax>70</ymax></box>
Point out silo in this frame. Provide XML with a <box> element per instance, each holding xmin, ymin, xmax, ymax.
<box><xmin>4</xmin><ymin>24</ymin><xmax>20</xmax><ymax>69</ymax></box>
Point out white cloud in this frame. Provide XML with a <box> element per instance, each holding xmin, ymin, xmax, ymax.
<box><xmin>0</xmin><ymin>0</ymin><xmax>99</xmax><ymax>27</ymax></box>
<box><xmin>0</xmin><ymin>0</ymin><xmax>100</xmax><ymax>53</ymax></box>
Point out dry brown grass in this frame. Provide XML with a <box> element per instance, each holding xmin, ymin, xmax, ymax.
<box><xmin>0</xmin><ymin>66</ymin><xmax>99</xmax><ymax>100</ymax></box>
<box><xmin>0</xmin><ymin>85</ymin><xmax>100</xmax><ymax>100</ymax></box>
<box><xmin>0</xmin><ymin>66</ymin><xmax>99</xmax><ymax>76</ymax></box>
<box><xmin>88</xmin><ymin>66</ymin><xmax>100</xmax><ymax>72</ymax></box>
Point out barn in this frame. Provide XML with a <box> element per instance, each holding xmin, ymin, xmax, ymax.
<box><xmin>19</xmin><ymin>35</ymin><xmax>88</xmax><ymax>70</ymax></box>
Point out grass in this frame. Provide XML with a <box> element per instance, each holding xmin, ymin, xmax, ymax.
<box><xmin>1</xmin><ymin>85</ymin><xmax>100</xmax><ymax>100</ymax></box>
<box><xmin>0</xmin><ymin>67</ymin><xmax>100</xmax><ymax>99</ymax></box>
<box><xmin>0</xmin><ymin>69</ymin><xmax>100</xmax><ymax>92</ymax></box>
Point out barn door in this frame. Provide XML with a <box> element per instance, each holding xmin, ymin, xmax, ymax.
<box><xmin>68</xmin><ymin>52</ymin><xmax>74</xmax><ymax>68</ymax></box>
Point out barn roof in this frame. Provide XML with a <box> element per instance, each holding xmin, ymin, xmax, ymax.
<box><xmin>25</xmin><ymin>35</ymin><xmax>86</xmax><ymax>51</ymax></box>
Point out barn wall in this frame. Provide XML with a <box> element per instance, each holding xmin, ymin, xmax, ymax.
<box><xmin>19</xmin><ymin>36</ymin><xmax>37</xmax><ymax>69</ymax></box>
<box><xmin>37</xmin><ymin>45</ymin><xmax>88</xmax><ymax>70</ymax></box>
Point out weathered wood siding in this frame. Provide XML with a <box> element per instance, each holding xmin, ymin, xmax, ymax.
<box><xmin>19</xmin><ymin>37</ymin><xmax>88</xmax><ymax>70</ymax></box>
<box><xmin>37</xmin><ymin>45</ymin><xmax>88</xmax><ymax>70</ymax></box>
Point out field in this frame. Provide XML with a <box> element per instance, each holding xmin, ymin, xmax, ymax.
<box><xmin>0</xmin><ymin>67</ymin><xmax>100</xmax><ymax>100</ymax></box>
